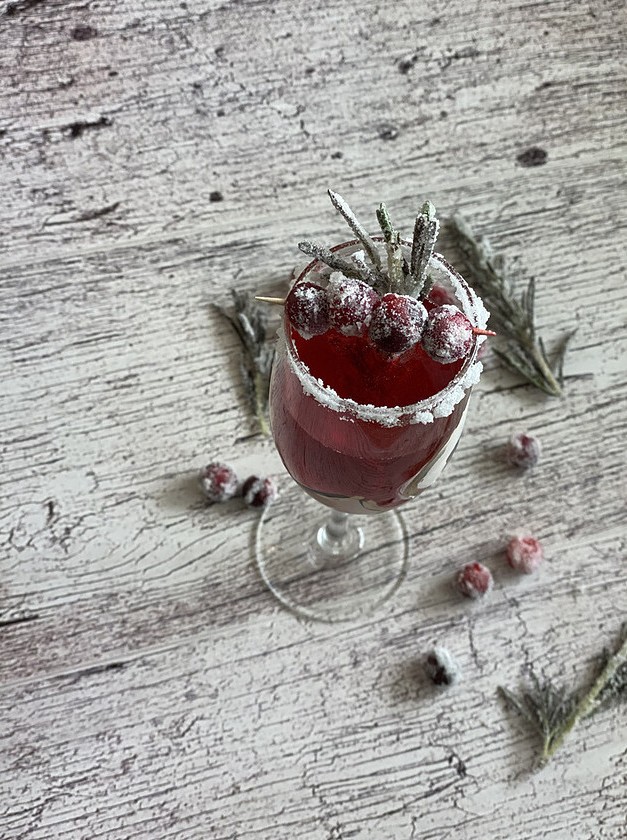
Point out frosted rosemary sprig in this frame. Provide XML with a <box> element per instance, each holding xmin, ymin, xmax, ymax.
<box><xmin>376</xmin><ymin>203</ymin><xmax>404</xmax><ymax>292</ymax></box>
<box><xmin>499</xmin><ymin>623</ymin><xmax>627</xmax><ymax>767</ymax></box>
<box><xmin>298</xmin><ymin>191</ymin><xmax>441</xmax><ymax>299</ymax></box>
<box><xmin>328</xmin><ymin>188</ymin><xmax>384</xmax><ymax>277</ymax></box>
<box><xmin>298</xmin><ymin>240</ymin><xmax>362</xmax><ymax>279</ymax></box>
<box><xmin>410</xmin><ymin>200</ymin><xmax>439</xmax><ymax>297</ymax></box>
<box><xmin>448</xmin><ymin>214</ymin><xmax>573</xmax><ymax>397</ymax></box>
<box><xmin>213</xmin><ymin>290</ymin><xmax>274</xmax><ymax>436</ymax></box>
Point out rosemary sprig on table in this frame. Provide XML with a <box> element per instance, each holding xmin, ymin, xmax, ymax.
<box><xmin>447</xmin><ymin>215</ymin><xmax>574</xmax><ymax>397</ymax></box>
<box><xmin>213</xmin><ymin>291</ymin><xmax>275</xmax><ymax>437</ymax></box>
<box><xmin>499</xmin><ymin>623</ymin><xmax>627</xmax><ymax>766</ymax></box>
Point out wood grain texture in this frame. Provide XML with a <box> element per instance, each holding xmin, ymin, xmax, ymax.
<box><xmin>1</xmin><ymin>0</ymin><xmax>626</xmax><ymax>837</ymax></box>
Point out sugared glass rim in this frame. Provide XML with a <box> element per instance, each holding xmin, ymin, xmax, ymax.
<box><xmin>282</xmin><ymin>238</ymin><xmax>489</xmax><ymax>427</ymax></box>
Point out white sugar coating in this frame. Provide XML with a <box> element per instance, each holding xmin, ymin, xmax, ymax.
<box><xmin>432</xmin><ymin>384</ymin><xmax>465</xmax><ymax>419</ymax></box>
<box><xmin>285</xmin><ymin>244</ymin><xmax>490</xmax><ymax>426</ymax></box>
<box><xmin>465</xmin><ymin>360</ymin><xmax>484</xmax><ymax>388</ymax></box>
<box><xmin>410</xmin><ymin>408</ymin><xmax>435</xmax><ymax>424</ymax></box>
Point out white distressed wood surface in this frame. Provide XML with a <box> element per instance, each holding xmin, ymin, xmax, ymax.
<box><xmin>1</xmin><ymin>0</ymin><xmax>626</xmax><ymax>837</ymax></box>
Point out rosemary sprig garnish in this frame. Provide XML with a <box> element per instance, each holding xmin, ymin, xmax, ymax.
<box><xmin>328</xmin><ymin>188</ymin><xmax>384</xmax><ymax>277</ymax></box>
<box><xmin>447</xmin><ymin>214</ymin><xmax>574</xmax><ymax>397</ymax></box>
<box><xmin>213</xmin><ymin>290</ymin><xmax>275</xmax><ymax>436</ymax></box>
<box><xmin>297</xmin><ymin>240</ymin><xmax>362</xmax><ymax>279</ymax></box>
<box><xmin>376</xmin><ymin>203</ymin><xmax>405</xmax><ymax>292</ymax></box>
<box><xmin>298</xmin><ymin>191</ymin><xmax>439</xmax><ymax>299</ymax></box>
<box><xmin>499</xmin><ymin>623</ymin><xmax>627</xmax><ymax>766</ymax></box>
<box><xmin>410</xmin><ymin>200</ymin><xmax>439</xmax><ymax>297</ymax></box>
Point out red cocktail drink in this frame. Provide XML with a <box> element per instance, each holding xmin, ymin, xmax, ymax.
<box><xmin>256</xmin><ymin>196</ymin><xmax>489</xmax><ymax>622</ymax></box>
<box><xmin>270</xmin><ymin>244</ymin><xmax>486</xmax><ymax>514</ymax></box>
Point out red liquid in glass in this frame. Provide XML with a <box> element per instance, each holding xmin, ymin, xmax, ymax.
<box><xmin>270</xmin><ymin>323</ymin><xmax>470</xmax><ymax>512</ymax></box>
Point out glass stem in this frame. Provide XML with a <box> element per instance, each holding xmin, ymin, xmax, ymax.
<box><xmin>324</xmin><ymin>511</ymin><xmax>350</xmax><ymax>542</ymax></box>
<box><xmin>314</xmin><ymin>510</ymin><xmax>363</xmax><ymax>566</ymax></box>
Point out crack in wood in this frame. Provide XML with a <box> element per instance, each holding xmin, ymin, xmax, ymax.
<box><xmin>4</xmin><ymin>0</ymin><xmax>45</xmax><ymax>16</ymax></box>
<box><xmin>44</xmin><ymin>202</ymin><xmax>121</xmax><ymax>226</ymax></box>
<box><xmin>0</xmin><ymin>614</ymin><xmax>40</xmax><ymax>629</ymax></box>
<box><xmin>66</xmin><ymin>116</ymin><xmax>113</xmax><ymax>139</ymax></box>
<box><xmin>67</xmin><ymin>661</ymin><xmax>126</xmax><ymax>683</ymax></box>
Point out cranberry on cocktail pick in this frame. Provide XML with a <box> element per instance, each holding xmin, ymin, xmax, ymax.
<box><xmin>285</xmin><ymin>281</ymin><xmax>330</xmax><ymax>338</ymax></box>
<box><xmin>368</xmin><ymin>293</ymin><xmax>428</xmax><ymax>354</ymax></box>
<box><xmin>422</xmin><ymin>304</ymin><xmax>475</xmax><ymax>364</ymax></box>
<box><xmin>199</xmin><ymin>462</ymin><xmax>239</xmax><ymax>503</ymax></box>
<box><xmin>326</xmin><ymin>274</ymin><xmax>379</xmax><ymax>336</ymax></box>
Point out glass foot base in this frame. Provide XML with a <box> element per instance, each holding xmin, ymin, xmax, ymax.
<box><xmin>255</xmin><ymin>482</ymin><xmax>408</xmax><ymax>622</ymax></box>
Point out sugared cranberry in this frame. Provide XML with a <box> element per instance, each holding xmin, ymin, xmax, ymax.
<box><xmin>506</xmin><ymin>432</ymin><xmax>542</xmax><ymax>469</ymax></box>
<box><xmin>368</xmin><ymin>293</ymin><xmax>428</xmax><ymax>354</ymax></box>
<box><xmin>506</xmin><ymin>535</ymin><xmax>544</xmax><ymax>574</ymax></box>
<box><xmin>421</xmin><ymin>304</ymin><xmax>474</xmax><ymax>364</ymax></box>
<box><xmin>326</xmin><ymin>274</ymin><xmax>379</xmax><ymax>336</ymax></box>
<box><xmin>242</xmin><ymin>475</ymin><xmax>278</xmax><ymax>510</ymax></box>
<box><xmin>199</xmin><ymin>462</ymin><xmax>239</xmax><ymax>503</ymax></box>
<box><xmin>423</xmin><ymin>647</ymin><xmax>460</xmax><ymax>686</ymax></box>
<box><xmin>285</xmin><ymin>281</ymin><xmax>330</xmax><ymax>338</ymax></box>
<box><xmin>456</xmin><ymin>562</ymin><xmax>493</xmax><ymax>599</ymax></box>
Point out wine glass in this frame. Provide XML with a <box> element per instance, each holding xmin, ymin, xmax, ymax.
<box><xmin>255</xmin><ymin>239</ymin><xmax>486</xmax><ymax>622</ymax></box>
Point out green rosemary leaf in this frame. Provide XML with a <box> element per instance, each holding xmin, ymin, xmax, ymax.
<box><xmin>327</xmin><ymin>189</ymin><xmax>383</xmax><ymax>275</ymax></box>
<box><xmin>592</xmin><ymin>624</ymin><xmax>627</xmax><ymax>714</ymax></box>
<box><xmin>298</xmin><ymin>240</ymin><xmax>362</xmax><ymax>279</ymax></box>
<box><xmin>521</xmin><ymin>277</ymin><xmax>536</xmax><ymax>341</ymax></box>
<box><xmin>447</xmin><ymin>215</ymin><xmax>570</xmax><ymax>398</ymax></box>
<box><xmin>492</xmin><ymin>346</ymin><xmax>554</xmax><ymax>395</ymax></box>
<box><xmin>410</xmin><ymin>200</ymin><xmax>439</xmax><ymax>296</ymax></box>
<box><xmin>498</xmin><ymin>685</ymin><xmax>537</xmax><ymax>726</ymax></box>
<box><xmin>376</xmin><ymin>203</ymin><xmax>404</xmax><ymax>292</ymax></box>
<box><xmin>376</xmin><ymin>202</ymin><xmax>395</xmax><ymax>244</ymax></box>
<box><xmin>551</xmin><ymin>329</ymin><xmax>577</xmax><ymax>385</ymax></box>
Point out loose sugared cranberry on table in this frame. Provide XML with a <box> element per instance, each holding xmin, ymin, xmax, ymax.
<box><xmin>242</xmin><ymin>475</ymin><xmax>278</xmax><ymax>510</ymax></box>
<box><xmin>506</xmin><ymin>535</ymin><xmax>544</xmax><ymax>574</ymax></box>
<box><xmin>326</xmin><ymin>275</ymin><xmax>379</xmax><ymax>336</ymax></box>
<box><xmin>506</xmin><ymin>432</ymin><xmax>542</xmax><ymax>469</ymax></box>
<box><xmin>285</xmin><ymin>281</ymin><xmax>330</xmax><ymax>338</ymax></box>
<box><xmin>199</xmin><ymin>462</ymin><xmax>239</xmax><ymax>503</ymax></box>
<box><xmin>422</xmin><ymin>304</ymin><xmax>474</xmax><ymax>364</ymax></box>
<box><xmin>368</xmin><ymin>293</ymin><xmax>428</xmax><ymax>354</ymax></box>
<box><xmin>423</xmin><ymin>647</ymin><xmax>461</xmax><ymax>687</ymax></box>
<box><xmin>456</xmin><ymin>562</ymin><xmax>493</xmax><ymax>599</ymax></box>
